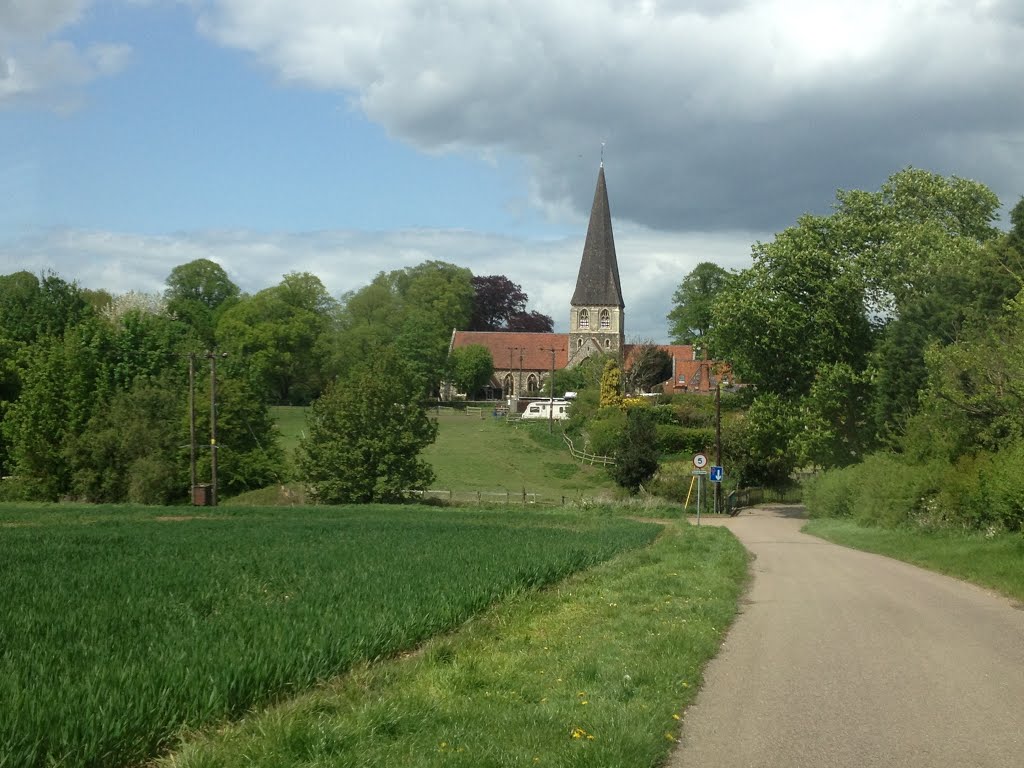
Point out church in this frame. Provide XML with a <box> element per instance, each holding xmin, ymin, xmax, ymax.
<box><xmin>447</xmin><ymin>164</ymin><xmax>728</xmax><ymax>399</ymax></box>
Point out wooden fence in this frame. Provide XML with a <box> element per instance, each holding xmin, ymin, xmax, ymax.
<box><xmin>561</xmin><ymin>433</ymin><xmax>615</xmax><ymax>466</ymax></box>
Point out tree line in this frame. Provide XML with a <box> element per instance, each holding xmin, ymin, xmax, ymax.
<box><xmin>668</xmin><ymin>168</ymin><xmax>1024</xmax><ymax>530</ymax></box>
<box><xmin>0</xmin><ymin>260</ymin><xmax>552</xmax><ymax>503</ymax></box>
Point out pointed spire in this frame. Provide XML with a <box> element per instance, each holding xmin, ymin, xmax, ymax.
<box><xmin>571</xmin><ymin>165</ymin><xmax>624</xmax><ymax>308</ymax></box>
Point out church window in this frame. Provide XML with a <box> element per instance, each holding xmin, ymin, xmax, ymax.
<box><xmin>579</xmin><ymin>309</ymin><xmax>589</xmax><ymax>330</ymax></box>
<box><xmin>604</xmin><ymin>338</ymin><xmax>611</xmax><ymax>349</ymax></box>
<box><xmin>577</xmin><ymin>338</ymin><xmax>583</xmax><ymax>349</ymax></box>
<box><xmin>600</xmin><ymin>309</ymin><xmax>611</xmax><ymax>330</ymax></box>
<box><xmin>503</xmin><ymin>374</ymin><xmax>515</xmax><ymax>397</ymax></box>
<box><xmin>527</xmin><ymin>375</ymin><xmax>539</xmax><ymax>393</ymax></box>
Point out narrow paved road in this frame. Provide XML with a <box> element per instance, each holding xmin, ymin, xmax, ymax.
<box><xmin>669</xmin><ymin>506</ymin><xmax>1024</xmax><ymax>768</ymax></box>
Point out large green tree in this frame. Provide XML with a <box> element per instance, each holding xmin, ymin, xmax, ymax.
<box><xmin>326</xmin><ymin>260</ymin><xmax>474</xmax><ymax>394</ymax></box>
<box><xmin>299</xmin><ymin>350</ymin><xmax>437</xmax><ymax>503</ymax></box>
<box><xmin>667</xmin><ymin>262</ymin><xmax>731</xmax><ymax>347</ymax></box>
<box><xmin>711</xmin><ymin>216</ymin><xmax>873</xmax><ymax>400</ymax></box>
<box><xmin>164</xmin><ymin>259</ymin><xmax>241</xmax><ymax>346</ymax></box>
<box><xmin>216</xmin><ymin>272</ymin><xmax>337</xmax><ymax>405</ymax></box>
<box><xmin>449</xmin><ymin>344</ymin><xmax>495</xmax><ymax>398</ymax></box>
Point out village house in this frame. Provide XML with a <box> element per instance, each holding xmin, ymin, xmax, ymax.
<box><xmin>447</xmin><ymin>164</ymin><xmax>729</xmax><ymax>399</ymax></box>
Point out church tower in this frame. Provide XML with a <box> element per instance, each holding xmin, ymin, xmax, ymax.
<box><xmin>568</xmin><ymin>163</ymin><xmax>625</xmax><ymax>366</ymax></box>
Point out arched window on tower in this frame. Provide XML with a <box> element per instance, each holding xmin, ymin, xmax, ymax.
<box><xmin>600</xmin><ymin>309</ymin><xmax>611</xmax><ymax>330</ymax></box>
<box><xmin>579</xmin><ymin>309</ymin><xmax>589</xmax><ymax>330</ymax></box>
<box><xmin>577</xmin><ymin>338</ymin><xmax>584</xmax><ymax>349</ymax></box>
<box><xmin>604</xmin><ymin>338</ymin><xmax>611</xmax><ymax>349</ymax></box>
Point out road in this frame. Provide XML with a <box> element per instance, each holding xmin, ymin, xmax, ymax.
<box><xmin>668</xmin><ymin>505</ymin><xmax>1024</xmax><ymax>768</ymax></box>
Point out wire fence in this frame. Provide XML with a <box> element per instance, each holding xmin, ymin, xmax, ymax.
<box><xmin>561</xmin><ymin>433</ymin><xmax>615</xmax><ymax>466</ymax></box>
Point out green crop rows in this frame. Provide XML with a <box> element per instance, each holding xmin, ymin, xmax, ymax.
<box><xmin>0</xmin><ymin>505</ymin><xmax>660</xmax><ymax>768</ymax></box>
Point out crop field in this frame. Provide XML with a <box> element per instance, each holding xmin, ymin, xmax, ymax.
<box><xmin>0</xmin><ymin>504</ymin><xmax>660</xmax><ymax>768</ymax></box>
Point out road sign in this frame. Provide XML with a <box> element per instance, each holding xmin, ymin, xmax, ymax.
<box><xmin>710</xmin><ymin>465</ymin><xmax>723</xmax><ymax>482</ymax></box>
<box><xmin>693</xmin><ymin>452</ymin><xmax>708</xmax><ymax>469</ymax></box>
<box><xmin>691</xmin><ymin>470</ymin><xmax>708</xmax><ymax>476</ymax></box>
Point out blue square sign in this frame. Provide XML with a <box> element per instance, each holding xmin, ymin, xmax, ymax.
<box><xmin>710</xmin><ymin>465</ymin><xmax>723</xmax><ymax>483</ymax></box>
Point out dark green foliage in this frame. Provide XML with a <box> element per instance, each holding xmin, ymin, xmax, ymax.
<box><xmin>728</xmin><ymin>394</ymin><xmax>801</xmax><ymax>488</ymax></box>
<box><xmin>299</xmin><ymin>350</ymin><xmax>438</xmax><ymax>503</ymax></box>
<box><xmin>610</xmin><ymin>407</ymin><xmax>660</xmax><ymax>493</ymax></box>
<box><xmin>0</xmin><ymin>506</ymin><xmax>660</xmax><ymax>768</ymax></box>
<box><xmin>65</xmin><ymin>376</ymin><xmax>184</xmax><ymax>504</ymax></box>
<box><xmin>216</xmin><ymin>272</ymin><xmax>337</xmax><ymax>405</ymax></box>
<box><xmin>164</xmin><ymin>258</ymin><xmax>241</xmax><ymax>346</ymax></box>
<box><xmin>655</xmin><ymin>424</ymin><xmax>714</xmax><ymax>456</ymax></box>
<box><xmin>449</xmin><ymin>344</ymin><xmax>495</xmax><ymax>397</ymax></box>
<box><xmin>582</xmin><ymin>407</ymin><xmax>625</xmax><ymax>456</ymax></box>
<box><xmin>667</xmin><ymin>261</ymin><xmax>731</xmax><ymax>346</ymax></box>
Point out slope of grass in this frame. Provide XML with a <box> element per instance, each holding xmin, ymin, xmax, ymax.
<box><xmin>423</xmin><ymin>410</ymin><xmax>616</xmax><ymax>501</ymax></box>
<box><xmin>269</xmin><ymin>405</ymin><xmax>307</xmax><ymax>470</ymax></box>
<box><xmin>160</xmin><ymin>520</ymin><xmax>749</xmax><ymax>768</ymax></box>
<box><xmin>0</xmin><ymin>504</ymin><xmax>659</xmax><ymax>768</ymax></box>
<box><xmin>803</xmin><ymin>519</ymin><xmax>1024</xmax><ymax>602</ymax></box>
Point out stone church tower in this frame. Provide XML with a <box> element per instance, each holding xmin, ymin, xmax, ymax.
<box><xmin>568</xmin><ymin>163</ymin><xmax>625</xmax><ymax>367</ymax></box>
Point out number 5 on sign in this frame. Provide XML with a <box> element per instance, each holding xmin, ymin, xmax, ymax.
<box><xmin>692</xmin><ymin>453</ymin><xmax>708</xmax><ymax>469</ymax></box>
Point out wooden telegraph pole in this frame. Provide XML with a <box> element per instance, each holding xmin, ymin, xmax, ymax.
<box><xmin>207</xmin><ymin>351</ymin><xmax>227</xmax><ymax>506</ymax></box>
<box><xmin>715</xmin><ymin>382</ymin><xmax>723</xmax><ymax>514</ymax></box>
<box><xmin>188</xmin><ymin>353</ymin><xmax>197</xmax><ymax>500</ymax></box>
<box><xmin>540</xmin><ymin>346</ymin><xmax>564</xmax><ymax>433</ymax></box>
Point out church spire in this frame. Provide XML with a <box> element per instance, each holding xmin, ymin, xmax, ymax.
<box><xmin>570</xmin><ymin>164</ymin><xmax>624</xmax><ymax>308</ymax></box>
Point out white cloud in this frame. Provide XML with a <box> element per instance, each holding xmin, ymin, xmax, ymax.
<box><xmin>196</xmin><ymin>0</ymin><xmax>1024</xmax><ymax>231</ymax></box>
<box><xmin>3</xmin><ymin>224</ymin><xmax>759</xmax><ymax>342</ymax></box>
<box><xmin>0</xmin><ymin>0</ymin><xmax>131</xmax><ymax>108</ymax></box>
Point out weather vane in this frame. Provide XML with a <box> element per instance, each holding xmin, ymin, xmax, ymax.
<box><xmin>601</xmin><ymin>141</ymin><xmax>606</xmax><ymax>167</ymax></box>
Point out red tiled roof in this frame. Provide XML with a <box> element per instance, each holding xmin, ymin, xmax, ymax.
<box><xmin>452</xmin><ymin>331</ymin><xmax>570</xmax><ymax>371</ymax></box>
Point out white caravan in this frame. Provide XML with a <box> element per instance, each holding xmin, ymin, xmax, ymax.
<box><xmin>521</xmin><ymin>399</ymin><xmax>571</xmax><ymax>420</ymax></box>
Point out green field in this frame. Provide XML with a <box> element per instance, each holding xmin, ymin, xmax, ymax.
<box><xmin>262</xmin><ymin>406</ymin><xmax>616</xmax><ymax>504</ymax></box>
<box><xmin>423</xmin><ymin>410</ymin><xmax>616</xmax><ymax>501</ymax></box>
<box><xmin>0</xmin><ymin>504</ymin><xmax>659</xmax><ymax>768</ymax></box>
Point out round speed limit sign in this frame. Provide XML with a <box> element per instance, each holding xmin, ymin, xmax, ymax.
<box><xmin>693</xmin><ymin>453</ymin><xmax>708</xmax><ymax>469</ymax></box>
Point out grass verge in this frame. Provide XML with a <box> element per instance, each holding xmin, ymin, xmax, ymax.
<box><xmin>803</xmin><ymin>519</ymin><xmax>1024</xmax><ymax>602</ymax></box>
<box><xmin>160</xmin><ymin>521</ymin><xmax>749</xmax><ymax>768</ymax></box>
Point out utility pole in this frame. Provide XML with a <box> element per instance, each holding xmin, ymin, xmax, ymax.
<box><xmin>540</xmin><ymin>346</ymin><xmax>564</xmax><ymax>433</ymax></box>
<box><xmin>207</xmin><ymin>351</ymin><xmax>226</xmax><ymax>506</ymax></box>
<box><xmin>188</xmin><ymin>353</ymin><xmax>197</xmax><ymax>500</ymax></box>
<box><xmin>715</xmin><ymin>382</ymin><xmax>723</xmax><ymax>514</ymax></box>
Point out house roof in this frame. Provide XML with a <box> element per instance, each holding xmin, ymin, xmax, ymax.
<box><xmin>570</xmin><ymin>165</ymin><xmax>625</xmax><ymax>309</ymax></box>
<box><xmin>452</xmin><ymin>331</ymin><xmax>570</xmax><ymax>370</ymax></box>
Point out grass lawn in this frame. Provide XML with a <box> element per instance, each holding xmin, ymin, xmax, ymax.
<box><xmin>269</xmin><ymin>405</ymin><xmax>308</xmax><ymax>470</ymax></box>
<box><xmin>803</xmin><ymin>519</ymin><xmax>1024</xmax><ymax>602</ymax></box>
<box><xmin>423</xmin><ymin>410</ymin><xmax>616</xmax><ymax>502</ymax></box>
<box><xmin>160</xmin><ymin>519</ymin><xmax>749</xmax><ymax>768</ymax></box>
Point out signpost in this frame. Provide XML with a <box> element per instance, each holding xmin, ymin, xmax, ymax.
<box><xmin>710</xmin><ymin>465</ymin><xmax>723</xmax><ymax>483</ymax></box>
<box><xmin>692</xmin><ymin>453</ymin><xmax>708</xmax><ymax>525</ymax></box>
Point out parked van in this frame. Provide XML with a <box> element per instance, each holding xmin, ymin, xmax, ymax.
<box><xmin>521</xmin><ymin>399</ymin><xmax>571</xmax><ymax>420</ymax></box>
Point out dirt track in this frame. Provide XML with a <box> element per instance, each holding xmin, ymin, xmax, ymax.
<box><xmin>669</xmin><ymin>506</ymin><xmax>1024</xmax><ymax>768</ymax></box>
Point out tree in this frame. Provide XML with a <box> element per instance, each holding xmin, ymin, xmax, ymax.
<box><xmin>165</xmin><ymin>259</ymin><xmax>241</xmax><ymax>346</ymax></box>
<box><xmin>610</xmin><ymin>407</ymin><xmax>659</xmax><ymax>493</ymax></box>
<box><xmin>469</xmin><ymin>275</ymin><xmax>553</xmax><ymax>332</ymax></box>
<box><xmin>599</xmin><ymin>358</ymin><xmax>624</xmax><ymax>408</ymax></box>
<box><xmin>298</xmin><ymin>350</ymin><xmax>438</xmax><ymax>503</ymax></box>
<box><xmin>449</xmin><ymin>345</ymin><xmax>494</xmax><ymax>398</ymax></box>
<box><xmin>667</xmin><ymin>262</ymin><xmax>731</xmax><ymax>346</ymax></box>
<box><xmin>711</xmin><ymin>216</ymin><xmax>873</xmax><ymax>400</ymax></box>
<box><xmin>216</xmin><ymin>272</ymin><xmax>337</xmax><ymax>404</ymax></box>
<box><xmin>625</xmin><ymin>344</ymin><xmax>672</xmax><ymax>393</ymax></box>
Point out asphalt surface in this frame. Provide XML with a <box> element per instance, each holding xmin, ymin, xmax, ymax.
<box><xmin>668</xmin><ymin>505</ymin><xmax>1024</xmax><ymax>768</ymax></box>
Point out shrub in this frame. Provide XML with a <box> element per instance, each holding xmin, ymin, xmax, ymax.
<box><xmin>655</xmin><ymin>425</ymin><xmax>714</xmax><ymax>456</ymax></box>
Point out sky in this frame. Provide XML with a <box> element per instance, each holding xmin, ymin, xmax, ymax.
<box><xmin>3</xmin><ymin>0</ymin><xmax>1024</xmax><ymax>343</ymax></box>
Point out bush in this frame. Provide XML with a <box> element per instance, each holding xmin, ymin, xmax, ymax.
<box><xmin>585</xmin><ymin>408</ymin><xmax>626</xmax><ymax>456</ymax></box>
<box><xmin>655</xmin><ymin>425</ymin><xmax>714</xmax><ymax>456</ymax></box>
<box><xmin>609</xmin><ymin>408</ymin><xmax>660</xmax><ymax>493</ymax></box>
